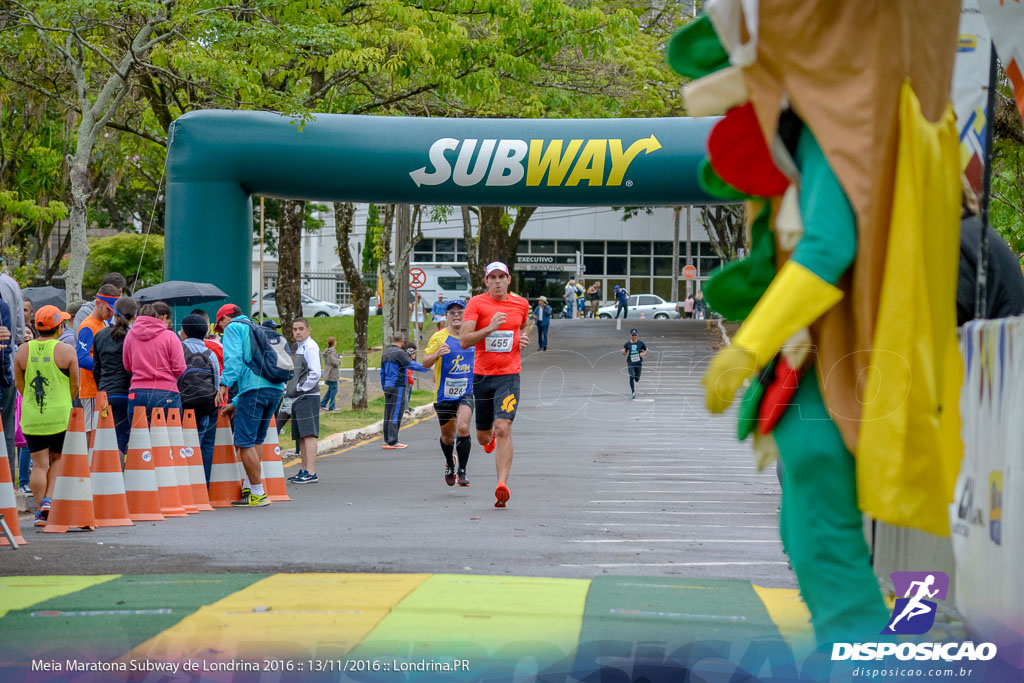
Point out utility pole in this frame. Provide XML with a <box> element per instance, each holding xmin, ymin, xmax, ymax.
<box><xmin>685</xmin><ymin>205</ymin><xmax>693</xmax><ymax>297</ymax></box>
<box><xmin>395</xmin><ymin>204</ymin><xmax>411</xmax><ymax>337</ymax></box>
<box><xmin>671</xmin><ymin>206</ymin><xmax>681</xmax><ymax>303</ymax></box>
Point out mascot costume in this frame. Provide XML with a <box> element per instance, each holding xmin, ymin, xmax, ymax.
<box><xmin>670</xmin><ymin>2</ymin><xmax>965</xmax><ymax>644</ymax></box>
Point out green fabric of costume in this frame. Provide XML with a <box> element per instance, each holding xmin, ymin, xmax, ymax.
<box><xmin>791</xmin><ymin>129</ymin><xmax>857</xmax><ymax>284</ymax></box>
<box><xmin>773</xmin><ymin>377</ymin><xmax>890</xmax><ymax>643</ymax></box>
<box><xmin>702</xmin><ymin>202</ymin><xmax>775</xmax><ymax>321</ymax></box>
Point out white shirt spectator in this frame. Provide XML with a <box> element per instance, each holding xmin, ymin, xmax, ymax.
<box><xmin>295</xmin><ymin>336</ymin><xmax>322</xmax><ymax>394</ymax></box>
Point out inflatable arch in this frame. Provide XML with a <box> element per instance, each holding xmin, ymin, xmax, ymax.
<box><xmin>164</xmin><ymin>110</ymin><xmax>717</xmax><ymax>311</ymax></box>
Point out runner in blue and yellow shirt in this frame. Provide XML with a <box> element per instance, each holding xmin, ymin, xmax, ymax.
<box><xmin>422</xmin><ymin>299</ymin><xmax>475</xmax><ymax>487</ymax></box>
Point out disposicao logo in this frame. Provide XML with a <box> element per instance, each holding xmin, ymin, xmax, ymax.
<box><xmin>885</xmin><ymin>571</ymin><xmax>949</xmax><ymax>635</ymax></box>
<box><xmin>409</xmin><ymin>136</ymin><xmax>662</xmax><ymax>188</ymax></box>
<box><xmin>831</xmin><ymin>570</ymin><xmax>997</xmax><ymax>663</ymax></box>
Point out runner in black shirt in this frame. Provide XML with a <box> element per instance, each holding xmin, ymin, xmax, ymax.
<box><xmin>621</xmin><ymin>329</ymin><xmax>648</xmax><ymax>399</ymax></box>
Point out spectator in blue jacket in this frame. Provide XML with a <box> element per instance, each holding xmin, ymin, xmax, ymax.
<box><xmin>379</xmin><ymin>331</ymin><xmax>429</xmax><ymax>449</ymax></box>
<box><xmin>215</xmin><ymin>303</ymin><xmax>284</xmax><ymax>507</ymax></box>
<box><xmin>532</xmin><ymin>296</ymin><xmax>552</xmax><ymax>351</ymax></box>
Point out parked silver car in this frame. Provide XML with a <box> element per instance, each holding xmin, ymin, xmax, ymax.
<box><xmin>597</xmin><ymin>294</ymin><xmax>681</xmax><ymax>319</ymax></box>
<box><xmin>339</xmin><ymin>296</ymin><xmax>380</xmax><ymax>316</ymax></box>
<box><xmin>250</xmin><ymin>290</ymin><xmax>345</xmax><ymax>318</ymax></box>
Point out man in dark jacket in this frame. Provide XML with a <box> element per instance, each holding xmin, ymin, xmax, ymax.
<box><xmin>379</xmin><ymin>332</ymin><xmax>428</xmax><ymax>449</ymax></box>
<box><xmin>957</xmin><ymin>213</ymin><xmax>1024</xmax><ymax>326</ymax></box>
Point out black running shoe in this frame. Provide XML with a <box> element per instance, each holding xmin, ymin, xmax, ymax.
<box><xmin>444</xmin><ymin>465</ymin><xmax>456</xmax><ymax>486</ymax></box>
<box><xmin>457</xmin><ymin>470</ymin><xmax>469</xmax><ymax>487</ymax></box>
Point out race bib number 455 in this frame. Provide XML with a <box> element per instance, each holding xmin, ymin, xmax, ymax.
<box><xmin>484</xmin><ymin>330</ymin><xmax>515</xmax><ymax>353</ymax></box>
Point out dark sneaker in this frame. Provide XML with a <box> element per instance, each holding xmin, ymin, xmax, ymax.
<box><xmin>444</xmin><ymin>465</ymin><xmax>456</xmax><ymax>486</ymax></box>
<box><xmin>631</xmin><ymin>392</ymin><xmax>636</xmax><ymax>399</ymax></box>
<box><xmin>294</xmin><ymin>472</ymin><xmax>319</xmax><ymax>484</ymax></box>
<box><xmin>287</xmin><ymin>469</ymin><xmax>306</xmax><ymax>482</ymax></box>
<box><xmin>494</xmin><ymin>481</ymin><xmax>510</xmax><ymax>508</ymax></box>
<box><xmin>457</xmin><ymin>470</ymin><xmax>470</xmax><ymax>487</ymax></box>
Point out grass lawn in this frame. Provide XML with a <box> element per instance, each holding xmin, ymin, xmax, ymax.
<box><xmin>306</xmin><ymin>315</ymin><xmax>384</xmax><ymax>353</ymax></box>
<box><xmin>316</xmin><ymin>390</ymin><xmax>434</xmax><ymax>439</ymax></box>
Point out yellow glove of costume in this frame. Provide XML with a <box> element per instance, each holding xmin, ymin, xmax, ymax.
<box><xmin>702</xmin><ymin>260</ymin><xmax>844</xmax><ymax>412</ymax></box>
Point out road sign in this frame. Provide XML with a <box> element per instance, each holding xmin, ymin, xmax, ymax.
<box><xmin>409</xmin><ymin>267</ymin><xmax>427</xmax><ymax>289</ymax></box>
<box><xmin>682</xmin><ymin>264</ymin><xmax>697</xmax><ymax>280</ymax></box>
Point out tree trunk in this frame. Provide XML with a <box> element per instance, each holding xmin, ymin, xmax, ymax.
<box><xmin>276</xmin><ymin>199</ymin><xmax>305</xmax><ymax>343</ymax></box>
<box><xmin>701</xmin><ymin>204</ymin><xmax>745</xmax><ymax>262</ymax></box>
<box><xmin>334</xmin><ymin>201</ymin><xmax>369</xmax><ymax>410</ymax></box>
<box><xmin>45</xmin><ymin>226</ymin><xmax>73</xmax><ymax>282</ymax></box>
<box><xmin>461</xmin><ymin>206</ymin><xmax>480</xmax><ymax>289</ymax></box>
<box><xmin>379</xmin><ymin>204</ymin><xmax>396</xmax><ymax>343</ymax></box>
<box><xmin>474</xmin><ymin>206</ymin><xmax>535</xmax><ymax>292</ymax></box>
<box><xmin>64</xmin><ymin>138</ymin><xmax>94</xmax><ymax>305</ymax></box>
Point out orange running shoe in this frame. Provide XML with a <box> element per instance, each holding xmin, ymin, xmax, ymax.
<box><xmin>494</xmin><ymin>481</ymin><xmax>510</xmax><ymax>508</ymax></box>
<box><xmin>382</xmin><ymin>443</ymin><xmax>408</xmax><ymax>449</ymax></box>
<box><xmin>483</xmin><ymin>435</ymin><xmax>497</xmax><ymax>454</ymax></box>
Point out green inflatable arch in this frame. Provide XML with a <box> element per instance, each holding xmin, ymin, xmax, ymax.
<box><xmin>164</xmin><ymin>110</ymin><xmax>716</xmax><ymax>312</ymax></box>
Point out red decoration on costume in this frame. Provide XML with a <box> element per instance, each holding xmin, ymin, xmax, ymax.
<box><xmin>759</xmin><ymin>356</ymin><xmax>801</xmax><ymax>435</ymax></box>
<box><xmin>707</xmin><ymin>103</ymin><xmax>790</xmax><ymax>197</ymax></box>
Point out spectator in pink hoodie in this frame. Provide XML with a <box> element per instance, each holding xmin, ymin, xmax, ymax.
<box><xmin>123</xmin><ymin>302</ymin><xmax>186</xmax><ymax>421</ymax></box>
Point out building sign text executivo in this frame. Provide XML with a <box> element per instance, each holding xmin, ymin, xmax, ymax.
<box><xmin>410</xmin><ymin>136</ymin><xmax>663</xmax><ymax>188</ymax></box>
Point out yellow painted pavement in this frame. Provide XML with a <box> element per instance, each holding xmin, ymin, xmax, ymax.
<box><xmin>752</xmin><ymin>584</ymin><xmax>814</xmax><ymax>656</ymax></box>
<box><xmin>0</xmin><ymin>575</ymin><xmax>120</xmax><ymax>618</ymax></box>
<box><xmin>125</xmin><ymin>573</ymin><xmax>431</xmax><ymax>661</ymax></box>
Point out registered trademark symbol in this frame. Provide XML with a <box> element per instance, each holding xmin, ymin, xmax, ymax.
<box><xmin>625</xmin><ymin>180</ymin><xmax>633</xmax><ymax>187</ymax></box>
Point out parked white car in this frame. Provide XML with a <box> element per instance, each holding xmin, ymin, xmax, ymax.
<box><xmin>339</xmin><ymin>296</ymin><xmax>380</xmax><ymax>316</ymax></box>
<box><xmin>250</xmin><ymin>290</ymin><xmax>345</xmax><ymax>318</ymax></box>
<box><xmin>597</xmin><ymin>294</ymin><xmax>681</xmax><ymax>319</ymax></box>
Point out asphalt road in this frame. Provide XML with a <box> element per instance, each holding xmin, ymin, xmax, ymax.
<box><xmin>2</xmin><ymin>319</ymin><xmax>793</xmax><ymax>588</ymax></box>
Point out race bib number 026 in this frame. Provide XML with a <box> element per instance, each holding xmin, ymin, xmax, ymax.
<box><xmin>443</xmin><ymin>377</ymin><xmax>468</xmax><ymax>398</ymax></box>
<box><xmin>485</xmin><ymin>330</ymin><xmax>515</xmax><ymax>353</ymax></box>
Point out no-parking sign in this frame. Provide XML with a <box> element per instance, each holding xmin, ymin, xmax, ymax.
<box><xmin>409</xmin><ymin>268</ymin><xmax>427</xmax><ymax>289</ymax></box>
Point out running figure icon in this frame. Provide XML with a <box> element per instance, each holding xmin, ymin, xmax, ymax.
<box><xmin>887</xmin><ymin>574</ymin><xmax>939</xmax><ymax>632</ymax></box>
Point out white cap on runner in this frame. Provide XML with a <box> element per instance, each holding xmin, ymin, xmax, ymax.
<box><xmin>485</xmin><ymin>261</ymin><xmax>509</xmax><ymax>276</ymax></box>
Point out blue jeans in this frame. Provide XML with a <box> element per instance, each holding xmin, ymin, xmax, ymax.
<box><xmin>130</xmin><ymin>388</ymin><xmax>182</xmax><ymax>424</ymax></box>
<box><xmin>321</xmin><ymin>381</ymin><xmax>338</xmax><ymax>410</ymax></box>
<box><xmin>233</xmin><ymin>388</ymin><xmax>283</xmax><ymax>448</ymax></box>
<box><xmin>537</xmin><ymin>323</ymin><xmax>549</xmax><ymax>350</ymax></box>
<box><xmin>108</xmin><ymin>396</ymin><xmax>131</xmax><ymax>455</ymax></box>
<box><xmin>17</xmin><ymin>446</ymin><xmax>30</xmax><ymax>488</ymax></box>
<box><xmin>615</xmin><ymin>303</ymin><xmax>628</xmax><ymax>319</ymax></box>
<box><xmin>197</xmin><ymin>410</ymin><xmax>218</xmax><ymax>482</ymax></box>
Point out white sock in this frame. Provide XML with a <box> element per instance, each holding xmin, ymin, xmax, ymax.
<box><xmin>242</xmin><ymin>475</ymin><xmax>251</xmax><ymax>489</ymax></box>
<box><xmin>250</xmin><ymin>483</ymin><xmax>265</xmax><ymax>497</ymax></box>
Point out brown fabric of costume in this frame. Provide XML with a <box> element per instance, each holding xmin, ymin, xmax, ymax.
<box><xmin>739</xmin><ymin>1</ymin><xmax>961</xmax><ymax>451</ymax></box>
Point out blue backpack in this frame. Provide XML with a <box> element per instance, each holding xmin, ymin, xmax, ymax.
<box><xmin>236</xmin><ymin>319</ymin><xmax>294</xmax><ymax>384</ymax></box>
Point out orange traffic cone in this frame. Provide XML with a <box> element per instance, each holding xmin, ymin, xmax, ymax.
<box><xmin>89</xmin><ymin>395</ymin><xmax>133</xmax><ymax>527</ymax></box>
<box><xmin>0</xmin><ymin>419</ymin><xmax>26</xmax><ymax>545</ymax></box>
<box><xmin>149</xmin><ymin>408</ymin><xmax>186</xmax><ymax>517</ymax></box>
<box><xmin>181</xmin><ymin>410</ymin><xmax>214</xmax><ymax>512</ymax></box>
<box><xmin>123</xmin><ymin>407</ymin><xmax>164</xmax><ymax>522</ymax></box>
<box><xmin>166</xmin><ymin>409</ymin><xmax>197</xmax><ymax>514</ymax></box>
<box><xmin>45</xmin><ymin>408</ymin><xmax>96</xmax><ymax>533</ymax></box>
<box><xmin>208</xmin><ymin>411</ymin><xmax>242</xmax><ymax>507</ymax></box>
<box><xmin>260</xmin><ymin>416</ymin><xmax>291</xmax><ymax>502</ymax></box>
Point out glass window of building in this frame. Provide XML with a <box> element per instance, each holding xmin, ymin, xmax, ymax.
<box><xmin>630</xmin><ymin>256</ymin><xmax>651</xmax><ymax>276</ymax></box>
<box><xmin>653</xmin><ymin>257</ymin><xmax>674</xmax><ymax>276</ymax></box>
<box><xmin>583</xmin><ymin>256</ymin><xmax>603</xmax><ymax>278</ymax></box>
<box><xmin>435</xmin><ymin>238</ymin><xmax>455</xmax><ymax>255</ymax></box>
<box><xmin>606</xmin><ymin>256</ymin><xmax>627</xmax><ymax>275</ymax></box>
<box><xmin>556</xmin><ymin>240</ymin><xmax>580</xmax><ymax>254</ymax></box>
<box><xmin>532</xmin><ymin>240</ymin><xmax>555</xmax><ymax>254</ymax></box>
<box><xmin>629</xmin><ymin>278</ymin><xmax>649</xmax><ymax>296</ymax></box>
<box><xmin>606</xmin><ymin>241</ymin><xmax>627</xmax><ymax>255</ymax></box>
<box><xmin>702</xmin><ymin>257</ymin><xmax>723</xmax><ymax>273</ymax></box>
<box><xmin>584</xmin><ymin>240</ymin><xmax>604</xmax><ymax>254</ymax></box>
<box><xmin>517</xmin><ymin>241</ymin><xmax>530</xmax><ymax>255</ymax></box>
<box><xmin>653</xmin><ymin>241</ymin><xmax>673</xmax><ymax>255</ymax></box>
<box><xmin>630</xmin><ymin>241</ymin><xmax>652</xmax><ymax>255</ymax></box>
<box><xmin>652</xmin><ymin>279</ymin><xmax>673</xmax><ymax>301</ymax></box>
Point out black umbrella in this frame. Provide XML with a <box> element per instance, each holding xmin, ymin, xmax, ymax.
<box><xmin>22</xmin><ymin>286</ymin><xmax>66</xmax><ymax>310</ymax></box>
<box><xmin>133</xmin><ymin>280</ymin><xmax>228</xmax><ymax>307</ymax></box>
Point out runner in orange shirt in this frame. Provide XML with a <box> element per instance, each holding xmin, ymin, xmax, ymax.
<box><xmin>459</xmin><ymin>262</ymin><xmax>530</xmax><ymax>508</ymax></box>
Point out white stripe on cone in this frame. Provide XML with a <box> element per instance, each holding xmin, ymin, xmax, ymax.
<box><xmin>210</xmin><ymin>462</ymin><xmax>241</xmax><ymax>482</ymax></box>
<box><xmin>52</xmin><ymin>476</ymin><xmax>94</xmax><ymax>502</ymax></box>
<box><xmin>90</xmin><ymin>471</ymin><xmax>128</xmax><ymax>497</ymax></box>
<box><xmin>123</xmin><ymin>468</ymin><xmax>158</xmax><ymax>494</ymax></box>
<box><xmin>0</xmin><ymin>483</ymin><xmax>16</xmax><ymax>508</ymax></box>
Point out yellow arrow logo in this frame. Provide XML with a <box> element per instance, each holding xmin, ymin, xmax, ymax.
<box><xmin>501</xmin><ymin>394</ymin><xmax>518</xmax><ymax>413</ymax></box>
